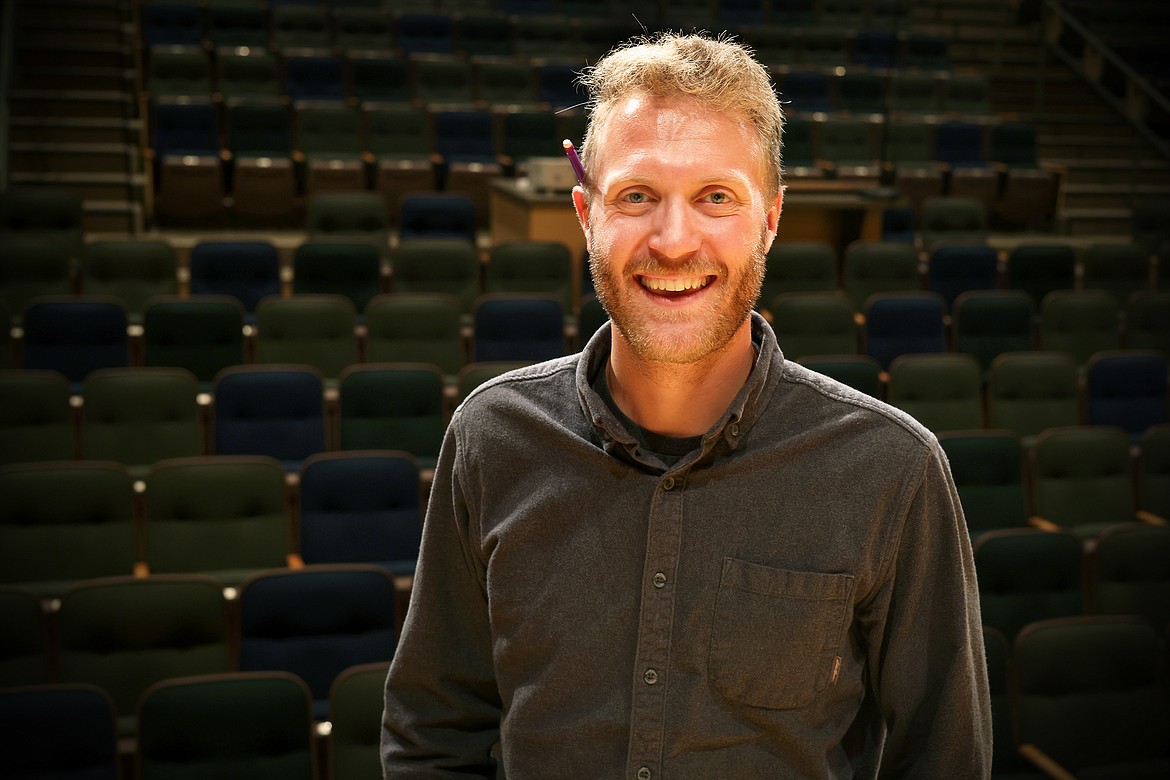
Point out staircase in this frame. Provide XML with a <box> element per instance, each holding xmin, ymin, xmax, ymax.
<box><xmin>7</xmin><ymin>0</ymin><xmax>143</xmax><ymax>236</ymax></box>
<box><xmin>910</xmin><ymin>0</ymin><xmax>1170</xmax><ymax>240</ymax></box>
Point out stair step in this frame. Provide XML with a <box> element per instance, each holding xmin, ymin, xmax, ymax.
<box><xmin>9</xmin><ymin>172</ymin><xmax>144</xmax><ymax>202</ymax></box>
<box><xmin>8</xmin><ymin>90</ymin><xmax>134</xmax><ymax>120</ymax></box>
<box><xmin>9</xmin><ymin>117</ymin><xmax>139</xmax><ymax>145</ymax></box>
<box><xmin>9</xmin><ymin>142</ymin><xmax>137</xmax><ymax>175</ymax></box>
<box><xmin>1041</xmin><ymin>138</ymin><xmax>1161</xmax><ymax>160</ymax></box>
<box><xmin>1059</xmin><ymin>208</ymin><xmax>1134</xmax><ymax>236</ymax></box>
<box><xmin>17</xmin><ymin>0</ymin><xmax>129</xmax><ymax>26</ymax></box>
<box><xmin>16</xmin><ymin>46</ymin><xmax>132</xmax><ymax>70</ymax></box>
<box><xmin>19</xmin><ymin>24</ymin><xmax>129</xmax><ymax>51</ymax></box>
<box><xmin>14</xmin><ymin>66</ymin><xmax>134</xmax><ymax>92</ymax></box>
<box><xmin>83</xmin><ymin>200</ymin><xmax>143</xmax><ymax>235</ymax></box>
<box><xmin>1056</xmin><ymin>159</ymin><xmax>1170</xmax><ymax>186</ymax></box>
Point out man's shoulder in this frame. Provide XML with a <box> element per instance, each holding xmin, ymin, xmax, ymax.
<box><xmin>778</xmin><ymin>359</ymin><xmax>937</xmax><ymax>452</ymax></box>
<box><xmin>456</xmin><ymin>353</ymin><xmax>582</xmax><ymax>417</ymax></box>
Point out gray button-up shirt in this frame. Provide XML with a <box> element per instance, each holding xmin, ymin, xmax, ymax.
<box><xmin>383</xmin><ymin>313</ymin><xmax>992</xmax><ymax>778</ymax></box>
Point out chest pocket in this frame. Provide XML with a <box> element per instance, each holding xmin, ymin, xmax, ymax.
<box><xmin>708</xmin><ymin>557</ymin><xmax>855</xmax><ymax>710</ymax></box>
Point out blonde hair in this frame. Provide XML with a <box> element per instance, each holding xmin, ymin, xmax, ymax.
<box><xmin>576</xmin><ymin>32</ymin><xmax>785</xmax><ymax>196</ymax></box>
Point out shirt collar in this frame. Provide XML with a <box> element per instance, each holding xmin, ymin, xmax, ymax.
<box><xmin>576</xmin><ymin>311</ymin><xmax>784</xmax><ymax>464</ymax></box>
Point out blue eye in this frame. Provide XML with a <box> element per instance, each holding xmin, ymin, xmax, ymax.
<box><xmin>626</xmin><ymin>192</ymin><xmax>648</xmax><ymax>204</ymax></box>
<box><xmin>707</xmin><ymin>191</ymin><xmax>730</xmax><ymax>204</ymax></box>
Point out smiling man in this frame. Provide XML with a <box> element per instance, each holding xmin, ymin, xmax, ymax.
<box><xmin>383</xmin><ymin>33</ymin><xmax>991</xmax><ymax>779</ymax></box>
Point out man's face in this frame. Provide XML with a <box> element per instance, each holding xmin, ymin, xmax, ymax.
<box><xmin>575</xmin><ymin>94</ymin><xmax>783</xmax><ymax>365</ymax></box>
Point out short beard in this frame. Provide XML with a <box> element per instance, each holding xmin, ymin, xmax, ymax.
<box><xmin>589</xmin><ymin>230</ymin><xmax>769</xmax><ymax>365</ymax></box>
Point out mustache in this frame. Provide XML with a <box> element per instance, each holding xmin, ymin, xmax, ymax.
<box><xmin>618</xmin><ymin>256</ymin><xmax>725</xmax><ymax>278</ymax></box>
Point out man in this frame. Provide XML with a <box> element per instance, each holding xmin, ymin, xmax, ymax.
<box><xmin>383</xmin><ymin>33</ymin><xmax>991</xmax><ymax>778</ymax></box>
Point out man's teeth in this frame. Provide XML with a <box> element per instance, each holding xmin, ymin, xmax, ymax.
<box><xmin>641</xmin><ymin>276</ymin><xmax>711</xmax><ymax>292</ymax></box>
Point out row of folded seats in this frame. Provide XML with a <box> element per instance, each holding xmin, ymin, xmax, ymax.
<box><xmin>2</xmin><ymin>440</ymin><xmax>1168</xmax><ymax>777</ymax></box>
<box><xmin>142</xmin><ymin>64</ymin><xmax>998</xmax><ymax>228</ymax></box>
<box><xmin>141</xmin><ymin>2</ymin><xmax>932</xmax><ymax>63</ymax></box>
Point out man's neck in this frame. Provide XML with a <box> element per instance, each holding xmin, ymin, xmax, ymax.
<box><xmin>605</xmin><ymin>320</ymin><xmax>756</xmax><ymax>438</ymax></box>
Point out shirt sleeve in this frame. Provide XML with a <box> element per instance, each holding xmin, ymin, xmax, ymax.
<box><xmin>382</xmin><ymin>418</ymin><xmax>501</xmax><ymax>778</ymax></box>
<box><xmin>867</xmin><ymin>441</ymin><xmax>993</xmax><ymax>778</ymax></box>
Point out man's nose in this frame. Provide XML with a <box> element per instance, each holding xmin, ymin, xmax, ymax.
<box><xmin>647</xmin><ymin>198</ymin><xmax>702</xmax><ymax>261</ymax></box>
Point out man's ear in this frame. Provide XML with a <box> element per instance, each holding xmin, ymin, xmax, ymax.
<box><xmin>764</xmin><ymin>187</ymin><xmax>784</xmax><ymax>248</ymax></box>
<box><xmin>572</xmin><ymin>185</ymin><xmax>591</xmax><ymax>252</ymax></box>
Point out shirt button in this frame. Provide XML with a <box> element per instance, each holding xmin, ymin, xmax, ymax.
<box><xmin>637</xmin><ymin>768</ymin><xmax>652</xmax><ymax>780</ymax></box>
<box><xmin>662</xmin><ymin>476</ymin><xmax>675</xmax><ymax>491</ymax></box>
<box><xmin>652</xmin><ymin>572</ymin><xmax>667</xmax><ymax>589</ymax></box>
<box><xmin>730</xmin><ymin>422</ymin><xmax>740</xmax><ymax>437</ymax></box>
<box><xmin>643</xmin><ymin>668</ymin><xmax>658</xmax><ymax>685</ymax></box>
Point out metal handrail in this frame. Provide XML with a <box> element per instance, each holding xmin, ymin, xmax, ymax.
<box><xmin>1041</xmin><ymin>0</ymin><xmax>1170</xmax><ymax>160</ymax></box>
<box><xmin>0</xmin><ymin>0</ymin><xmax>17</xmax><ymax>191</ymax></box>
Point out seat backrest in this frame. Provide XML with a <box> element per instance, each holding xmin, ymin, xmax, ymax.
<box><xmin>212</xmin><ymin>366</ymin><xmax>327</xmax><ymax>469</ymax></box>
<box><xmin>1083</xmin><ymin>243</ymin><xmax>1152</xmax><ymax>305</ymax></box>
<box><xmin>486</xmin><ymin>241</ymin><xmax>573</xmax><ymax>311</ymax></box>
<box><xmin>0</xmin><ymin>585</ymin><xmax>50</xmax><ymax>686</ymax></box>
<box><xmin>1040</xmin><ymin>289</ymin><xmax>1121</xmax><ymax>365</ymax></box>
<box><xmin>0</xmin><ymin>236</ymin><xmax>73</xmax><ymax>319</ymax></box>
<box><xmin>188</xmin><ymin>240</ymin><xmax>281</xmax><ymax>315</ymax></box>
<box><xmin>1138</xmin><ymin>424</ymin><xmax>1170</xmax><ymax>520</ymax></box>
<box><xmin>938</xmin><ymin>431</ymin><xmax>1028</xmax><ymax>534</ymax></box>
<box><xmin>769</xmin><ymin>292</ymin><xmax>858</xmax><ymax>360</ymax></box>
<box><xmin>363</xmin><ymin>293</ymin><xmax>465</xmax><ymax>376</ymax></box>
<box><xmin>151</xmin><ymin>98</ymin><xmax>219</xmax><ymax>157</ymax></box>
<box><xmin>390</xmin><ymin>237</ymin><xmax>480</xmax><ymax>311</ymax></box>
<box><xmin>1032</xmin><ymin>426</ymin><xmax>1136</xmax><ymax>534</ymax></box>
<box><xmin>0</xmin><ymin>369</ymin><xmax>75</xmax><ymax>465</ymax></box>
<box><xmin>932</xmin><ymin>120</ymin><xmax>986</xmax><ymax>166</ymax></box>
<box><xmin>292</xmin><ymin>241</ymin><xmax>383</xmax><ymax>311</ymax></box>
<box><xmin>137</xmin><ymin>672</ymin><xmax>317</xmax><ymax>780</ymax></box>
<box><xmin>0</xmin><ymin>461</ymin><xmax>136</xmax><ymax>595</ymax></box>
<box><xmin>862</xmin><ymin>292</ymin><xmax>947</xmax><ymax>369</ymax></box>
<box><xmin>348</xmin><ymin>53</ymin><xmax>411</xmax><ymax>104</ymax></box>
<box><xmin>974</xmin><ymin>528</ymin><xmax>1084</xmax><ymax>640</ymax></box>
<box><xmin>226</xmin><ymin>99</ymin><xmax>292</xmax><ymax>157</ymax></box>
<box><xmin>329</xmin><ymin>662</ymin><xmax>392</xmax><ymax>780</ymax></box>
<box><xmin>57</xmin><ymin>575</ymin><xmax>230</xmax><ymax>729</ymax></box>
<box><xmin>142</xmin><ymin>295</ymin><xmax>246</xmax><ymax>384</ymax></box>
<box><xmin>306</xmin><ymin>193</ymin><xmax>391</xmax><ymax>249</ymax></box>
<box><xmin>143</xmin><ymin>455</ymin><xmax>290</xmax><ymax>584</ymax></box>
<box><xmin>0</xmin><ymin>684</ymin><xmax>120</xmax><ymax>777</ymax></box>
<box><xmin>283</xmin><ymin>53</ymin><xmax>344</xmax><ymax>102</ymax></box>
<box><xmin>920</xmin><ymin>196</ymin><xmax>988</xmax><ymax>249</ymax></box>
<box><xmin>78</xmin><ymin>240</ymin><xmax>178</xmax><ymax>323</ymax></box>
<box><xmin>254</xmin><ymin>295</ymin><xmax>358</xmax><ymax>379</ymax></box>
<box><xmin>842</xmin><ymin>241</ymin><xmax>920</xmax><ymax>310</ymax></box>
<box><xmin>298</xmin><ymin>451</ymin><xmax>422</xmax><ymax>575</ymax></box>
<box><xmin>337</xmin><ymin>364</ymin><xmax>447</xmax><ymax>461</ymax></box>
<box><xmin>1085</xmin><ymin>350</ymin><xmax>1169</xmax><ymax>438</ymax></box>
<box><xmin>473</xmin><ymin>294</ymin><xmax>565</xmax><ymax>363</ymax></box>
<box><xmin>237</xmin><ymin>565</ymin><xmax>398</xmax><ymax>718</ymax></box>
<box><xmin>295</xmin><ymin>102</ymin><xmax>362</xmax><ymax>156</ymax></box>
<box><xmin>21</xmin><ymin>296</ymin><xmax>129</xmax><ymax>385</ymax></box>
<box><xmin>761</xmin><ymin>241</ymin><xmax>838</xmax><ymax>302</ymax></box>
<box><xmin>926</xmin><ymin>242</ymin><xmax>999</xmax><ymax>312</ymax></box>
<box><xmin>887</xmin><ymin>353</ymin><xmax>984</xmax><ymax>433</ymax></box>
<box><xmin>952</xmin><ymin>290</ymin><xmax>1034</xmax><ymax>373</ymax></box>
<box><xmin>1014</xmin><ymin>616</ymin><xmax>1170</xmax><ymax>772</ymax></box>
<box><xmin>1005</xmin><ymin>243</ymin><xmax>1076</xmax><ymax>307</ymax></box>
<box><xmin>1124</xmin><ymin>291</ymin><xmax>1170</xmax><ymax>356</ymax></box>
<box><xmin>364</xmin><ymin>102</ymin><xmax>432</xmax><ymax>158</ymax></box>
<box><xmin>412</xmin><ymin>55</ymin><xmax>473</xmax><ymax>104</ymax></box>
<box><xmin>986</xmin><ymin>351</ymin><xmax>1079</xmax><ymax>443</ymax></box>
<box><xmin>81</xmin><ymin>367</ymin><xmax>202</xmax><ymax>473</ymax></box>
<box><xmin>1089</xmin><ymin>523</ymin><xmax>1170</xmax><ymax>628</ymax></box>
<box><xmin>216</xmin><ymin>49</ymin><xmax>281</xmax><ymax>102</ymax></box>
<box><xmin>0</xmin><ymin>188</ymin><xmax>85</xmax><ymax>262</ymax></box>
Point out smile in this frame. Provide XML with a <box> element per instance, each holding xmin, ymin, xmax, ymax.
<box><xmin>638</xmin><ymin>275</ymin><xmax>715</xmax><ymax>293</ymax></box>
